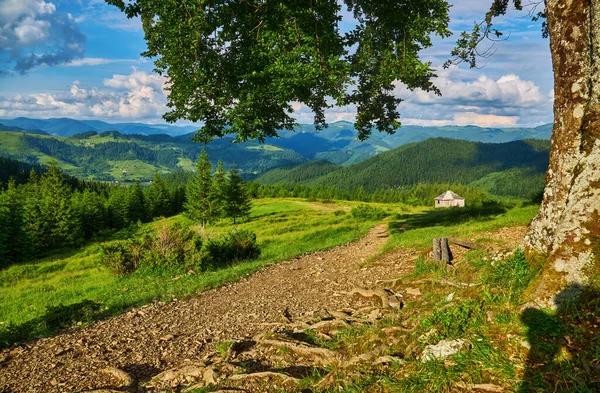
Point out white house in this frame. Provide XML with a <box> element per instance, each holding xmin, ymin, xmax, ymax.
<box><xmin>434</xmin><ymin>190</ymin><xmax>465</xmax><ymax>208</ymax></box>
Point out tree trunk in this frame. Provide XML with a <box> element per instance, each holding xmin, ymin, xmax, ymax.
<box><xmin>524</xmin><ymin>0</ymin><xmax>600</xmax><ymax>305</ymax></box>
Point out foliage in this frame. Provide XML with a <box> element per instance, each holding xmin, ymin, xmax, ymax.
<box><xmin>106</xmin><ymin>0</ymin><xmax>452</xmax><ymax>141</ymax></box>
<box><xmin>258</xmin><ymin>138</ymin><xmax>550</xmax><ymax>199</ymax></box>
<box><xmin>350</xmin><ymin>204</ymin><xmax>387</xmax><ymax>220</ymax></box>
<box><xmin>202</xmin><ymin>229</ymin><xmax>260</xmax><ymax>269</ymax></box>
<box><xmin>185</xmin><ymin>149</ymin><xmax>215</xmax><ymax>229</ymax></box>
<box><xmin>100</xmin><ymin>223</ymin><xmax>259</xmax><ymax>275</ymax></box>
<box><xmin>222</xmin><ymin>166</ymin><xmax>252</xmax><ymax>224</ymax></box>
<box><xmin>422</xmin><ymin>300</ymin><xmax>483</xmax><ymax>340</ymax></box>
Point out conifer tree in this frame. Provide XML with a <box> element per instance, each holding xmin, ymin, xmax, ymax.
<box><xmin>147</xmin><ymin>173</ymin><xmax>172</xmax><ymax>218</ymax></box>
<box><xmin>185</xmin><ymin>149</ymin><xmax>215</xmax><ymax>229</ymax></box>
<box><xmin>126</xmin><ymin>180</ymin><xmax>147</xmax><ymax>224</ymax></box>
<box><xmin>223</xmin><ymin>166</ymin><xmax>252</xmax><ymax>224</ymax></box>
<box><xmin>0</xmin><ymin>180</ymin><xmax>26</xmax><ymax>265</ymax></box>
<box><xmin>73</xmin><ymin>189</ymin><xmax>106</xmax><ymax>239</ymax></box>
<box><xmin>211</xmin><ymin>160</ymin><xmax>227</xmax><ymax>219</ymax></box>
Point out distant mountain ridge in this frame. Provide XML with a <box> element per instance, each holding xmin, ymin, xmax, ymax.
<box><xmin>0</xmin><ymin>117</ymin><xmax>199</xmax><ymax>137</ymax></box>
<box><xmin>0</xmin><ymin>118</ymin><xmax>552</xmax><ymax>159</ymax></box>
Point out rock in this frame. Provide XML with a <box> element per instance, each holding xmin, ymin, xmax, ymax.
<box><xmin>368</xmin><ymin>309</ymin><xmax>382</xmax><ymax>321</ymax></box>
<box><xmin>421</xmin><ymin>339</ymin><xmax>469</xmax><ymax>361</ymax></box>
<box><xmin>405</xmin><ymin>287</ymin><xmax>422</xmax><ymax>297</ymax></box>
<box><xmin>160</xmin><ymin>334</ymin><xmax>175</xmax><ymax>342</ymax></box>
<box><xmin>203</xmin><ymin>367</ymin><xmax>218</xmax><ymax>385</ymax></box>
<box><xmin>148</xmin><ymin>362</ymin><xmax>208</xmax><ymax>388</ymax></box>
<box><xmin>445</xmin><ymin>292</ymin><xmax>455</xmax><ymax>302</ymax></box>
<box><xmin>99</xmin><ymin>367</ymin><xmax>133</xmax><ymax>388</ymax></box>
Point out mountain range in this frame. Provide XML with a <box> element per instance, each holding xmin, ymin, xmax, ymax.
<box><xmin>0</xmin><ymin>117</ymin><xmax>552</xmax><ymax>162</ymax></box>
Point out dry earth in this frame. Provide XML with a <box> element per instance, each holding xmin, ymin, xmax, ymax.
<box><xmin>0</xmin><ymin>224</ymin><xmax>417</xmax><ymax>392</ymax></box>
<box><xmin>0</xmin><ymin>224</ymin><xmax>526</xmax><ymax>393</ymax></box>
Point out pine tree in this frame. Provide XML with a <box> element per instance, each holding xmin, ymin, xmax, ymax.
<box><xmin>105</xmin><ymin>186</ymin><xmax>128</xmax><ymax>229</ymax></box>
<box><xmin>126</xmin><ymin>180</ymin><xmax>147</xmax><ymax>224</ymax></box>
<box><xmin>0</xmin><ymin>180</ymin><xmax>27</xmax><ymax>265</ymax></box>
<box><xmin>147</xmin><ymin>173</ymin><xmax>172</xmax><ymax>218</ymax></box>
<box><xmin>211</xmin><ymin>160</ymin><xmax>227</xmax><ymax>219</ymax></box>
<box><xmin>185</xmin><ymin>149</ymin><xmax>215</xmax><ymax>229</ymax></box>
<box><xmin>223</xmin><ymin>166</ymin><xmax>252</xmax><ymax>224</ymax></box>
<box><xmin>73</xmin><ymin>189</ymin><xmax>106</xmax><ymax>239</ymax></box>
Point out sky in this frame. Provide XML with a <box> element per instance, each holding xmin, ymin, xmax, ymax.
<box><xmin>0</xmin><ymin>0</ymin><xmax>554</xmax><ymax>128</ymax></box>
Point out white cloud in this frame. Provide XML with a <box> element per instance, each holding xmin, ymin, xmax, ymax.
<box><xmin>0</xmin><ymin>69</ymin><xmax>169</xmax><ymax>121</ymax></box>
<box><xmin>0</xmin><ymin>0</ymin><xmax>85</xmax><ymax>73</ymax></box>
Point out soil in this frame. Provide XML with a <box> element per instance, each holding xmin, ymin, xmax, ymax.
<box><xmin>0</xmin><ymin>224</ymin><xmax>417</xmax><ymax>392</ymax></box>
<box><xmin>0</xmin><ymin>224</ymin><xmax>526</xmax><ymax>393</ymax></box>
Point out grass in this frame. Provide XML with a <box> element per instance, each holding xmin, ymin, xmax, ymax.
<box><xmin>0</xmin><ymin>198</ymin><xmax>377</xmax><ymax>344</ymax></box>
<box><xmin>385</xmin><ymin>204</ymin><xmax>539</xmax><ymax>251</ymax></box>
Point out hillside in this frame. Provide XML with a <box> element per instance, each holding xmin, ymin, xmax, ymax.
<box><xmin>1</xmin><ymin>117</ymin><xmax>552</xmax><ymax>167</ymax></box>
<box><xmin>264</xmin><ymin>121</ymin><xmax>552</xmax><ymax>165</ymax></box>
<box><xmin>0</xmin><ymin>130</ymin><xmax>306</xmax><ymax>182</ymax></box>
<box><xmin>258</xmin><ymin>138</ymin><xmax>550</xmax><ymax>199</ymax></box>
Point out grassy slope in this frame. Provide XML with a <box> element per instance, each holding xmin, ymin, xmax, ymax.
<box><xmin>0</xmin><ymin>130</ymin><xmax>306</xmax><ymax>181</ymax></box>
<box><xmin>0</xmin><ymin>199</ymin><xmax>377</xmax><ymax>335</ymax></box>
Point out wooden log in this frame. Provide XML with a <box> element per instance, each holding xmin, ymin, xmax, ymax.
<box><xmin>433</xmin><ymin>238</ymin><xmax>442</xmax><ymax>261</ymax></box>
<box><xmin>448</xmin><ymin>237</ymin><xmax>484</xmax><ymax>250</ymax></box>
<box><xmin>441</xmin><ymin>237</ymin><xmax>452</xmax><ymax>264</ymax></box>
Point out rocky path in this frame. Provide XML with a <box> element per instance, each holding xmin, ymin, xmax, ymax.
<box><xmin>0</xmin><ymin>224</ymin><xmax>419</xmax><ymax>393</ymax></box>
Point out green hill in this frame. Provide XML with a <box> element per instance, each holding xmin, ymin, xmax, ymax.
<box><xmin>257</xmin><ymin>138</ymin><xmax>550</xmax><ymax>199</ymax></box>
<box><xmin>0</xmin><ymin>130</ymin><xmax>306</xmax><ymax>182</ymax></box>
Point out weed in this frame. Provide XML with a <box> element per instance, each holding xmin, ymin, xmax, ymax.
<box><xmin>215</xmin><ymin>340</ymin><xmax>233</xmax><ymax>355</ymax></box>
<box><xmin>422</xmin><ymin>300</ymin><xmax>483</xmax><ymax>340</ymax></box>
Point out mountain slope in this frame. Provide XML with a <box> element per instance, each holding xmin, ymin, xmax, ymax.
<box><xmin>258</xmin><ymin>138</ymin><xmax>550</xmax><ymax>198</ymax></box>
<box><xmin>0</xmin><ymin>130</ymin><xmax>306</xmax><ymax>182</ymax></box>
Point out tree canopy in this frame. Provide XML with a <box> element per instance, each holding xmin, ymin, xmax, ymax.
<box><xmin>105</xmin><ymin>0</ymin><xmax>452</xmax><ymax>142</ymax></box>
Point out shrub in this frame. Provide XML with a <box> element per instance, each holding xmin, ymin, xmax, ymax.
<box><xmin>333</xmin><ymin>209</ymin><xmax>346</xmax><ymax>216</ymax></box>
<box><xmin>422</xmin><ymin>300</ymin><xmax>482</xmax><ymax>339</ymax></box>
<box><xmin>350</xmin><ymin>204</ymin><xmax>387</xmax><ymax>220</ymax></box>
<box><xmin>202</xmin><ymin>229</ymin><xmax>260</xmax><ymax>269</ymax></box>
<box><xmin>99</xmin><ymin>240</ymin><xmax>141</xmax><ymax>275</ymax></box>
<box><xmin>100</xmin><ymin>223</ymin><xmax>259</xmax><ymax>275</ymax></box>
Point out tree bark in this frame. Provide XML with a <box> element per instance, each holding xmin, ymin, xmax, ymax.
<box><xmin>524</xmin><ymin>0</ymin><xmax>600</xmax><ymax>304</ymax></box>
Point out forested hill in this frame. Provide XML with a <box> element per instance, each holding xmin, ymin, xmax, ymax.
<box><xmin>257</xmin><ymin>138</ymin><xmax>551</xmax><ymax>199</ymax></box>
<box><xmin>0</xmin><ymin>130</ymin><xmax>306</xmax><ymax>182</ymax></box>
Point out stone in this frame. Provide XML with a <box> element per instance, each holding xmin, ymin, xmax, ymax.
<box><xmin>420</xmin><ymin>339</ymin><xmax>469</xmax><ymax>361</ymax></box>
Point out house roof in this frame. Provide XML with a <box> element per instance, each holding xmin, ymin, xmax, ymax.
<box><xmin>435</xmin><ymin>190</ymin><xmax>464</xmax><ymax>201</ymax></box>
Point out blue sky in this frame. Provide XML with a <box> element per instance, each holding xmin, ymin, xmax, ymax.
<box><xmin>0</xmin><ymin>0</ymin><xmax>553</xmax><ymax>128</ymax></box>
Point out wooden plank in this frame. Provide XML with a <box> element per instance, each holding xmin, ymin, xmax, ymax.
<box><xmin>448</xmin><ymin>237</ymin><xmax>484</xmax><ymax>250</ymax></box>
<box><xmin>433</xmin><ymin>238</ymin><xmax>442</xmax><ymax>261</ymax></box>
<box><xmin>441</xmin><ymin>237</ymin><xmax>452</xmax><ymax>264</ymax></box>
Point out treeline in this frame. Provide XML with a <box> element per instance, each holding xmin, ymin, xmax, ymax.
<box><xmin>249</xmin><ymin>182</ymin><xmax>503</xmax><ymax>207</ymax></box>
<box><xmin>0</xmin><ymin>163</ymin><xmax>186</xmax><ymax>267</ymax></box>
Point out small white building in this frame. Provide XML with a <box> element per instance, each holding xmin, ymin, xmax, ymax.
<box><xmin>434</xmin><ymin>190</ymin><xmax>465</xmax><ymax>208</ymax></box>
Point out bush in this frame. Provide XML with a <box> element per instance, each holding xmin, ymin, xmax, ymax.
<box><xmin>99</xmin><ymin>240</ymin><xmax>141</xmax><ymax>275</ymax></box>
<box><xmin>202</xmin><ymin>229</ymin><xmax>261</xmax><ymax>269</ymax></box>
<box><xmin>100</xmin><ymin>223</ymin><xmax>260</xmax><ymax>275</ymax></box>
<box><xmin>350</xmin><ymin>204</ymin><xmax>387</xmax><ymax>220</ymax></box>
<box><xmin>422</xmin><ymin>300</ymin><xmax>482</xmax><ymax>339</ymax></box>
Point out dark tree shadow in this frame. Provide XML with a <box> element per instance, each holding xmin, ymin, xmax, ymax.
<box><xmin>520</xmin><ymin>284</ymin><xmax>600</xmax><ymax>392</ymax></box>
<box><xmin>389</xmin><ymin>202</ymin><xmax>506</xmax><ymax>234</ymax></box>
